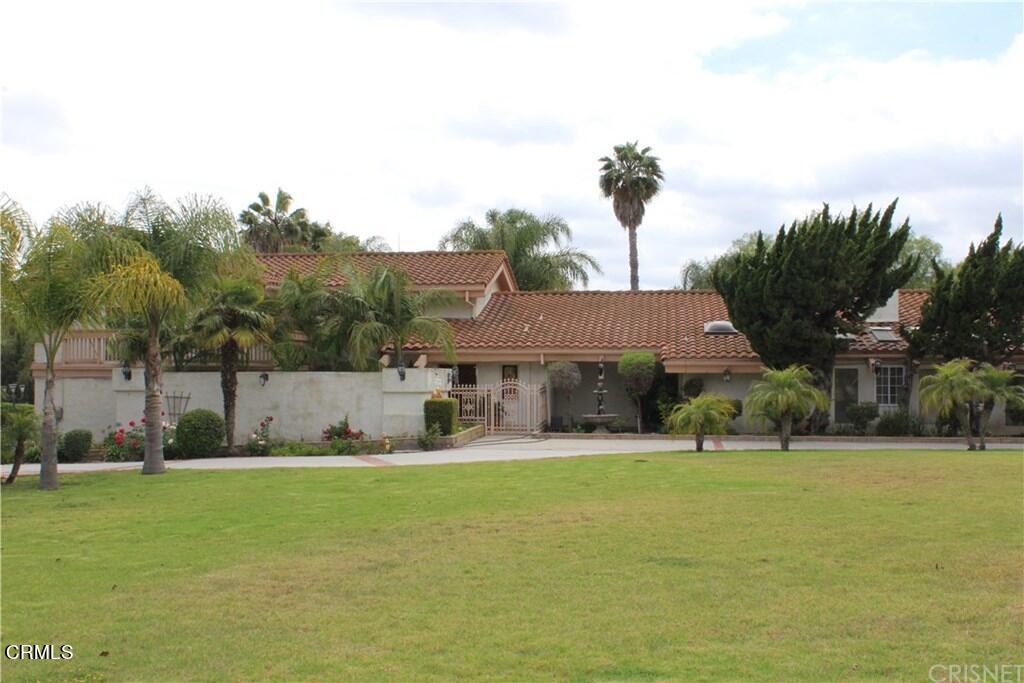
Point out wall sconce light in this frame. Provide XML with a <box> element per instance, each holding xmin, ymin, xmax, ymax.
<box><xmin>397</xmin><ymin>363</ymin><xmax>406</xmax><ymax>382</ymax></box>
<box><xmin>121</xmin><ymin>360</ymin><xmax>132</xmax><ymax>382</ymax></box>
<box><xmin>722</xmin><ymin>368</ymin><xmax>732</xmax><ymax>383</ymax></box>
<box><xmin>869</xmin><ymin>358</ymin><xmax>881</xmax><ymax>373</ymax></box>
<box><xmin>259</xmin><ymin>372</ymin><xmax>269</xmax><ymax>387</ymax></box>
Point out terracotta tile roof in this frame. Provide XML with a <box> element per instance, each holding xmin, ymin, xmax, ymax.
<box><xmin>417</xmin><ymin>289</ymin><xmax>929</xmax><ymax>362</ymax></box>
<box><xmin>897</xmin><ymin>289</ymin><xmax>930</xmax><ymax>327</ymax></box>
<box><xmin>256</xmin><ymin>250</ymin><xmax>515</xmax><ymax>290</ymax></box>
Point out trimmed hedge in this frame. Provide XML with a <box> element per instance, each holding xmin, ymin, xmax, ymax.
<box><xmin>175</xmin><ymin>409</ymin><xmax>226</xmax><ymax>459</ymax></box>
<box><xmin>844</xmin><ymin>402</ymin><xmax>879</xmax><ymax>434</ymax></box>
<box><xmin>424</xmin><ymin>398</ymin><xmax>458</xmax><ymax>436</ymax></box>
<box><xmin>62</xmin><ymin>429</ymin><xmax>93</xmax><ymax>463</ymax></box>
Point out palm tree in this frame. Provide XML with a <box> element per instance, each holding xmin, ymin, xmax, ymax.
<box><xmin>345</xmin><ymin>265</ymin><xmax>457</xmax><ymax>370</ymax></box>
<box><xmin>745</xmin><ymin>365</ymin><xmax>829</xmax><ymax>451</ymax></box>
<box><xmin>192</xmin><ymin>278</ymin><xmax>275</xmax><ymax>447</ymax></box>
<box><xmin>972</xmin><ymin>363</ymin><xmax>1023</xmax><ymax>451</ymax></box>
<box><xmin>439</xmin><ymin>209</ymin><xmax>601</xmax><ymax>290</ymax></box>
<box><xmin>91</xmin><ymin>254</ymin><xmax>186</xmax><ymax>473</ymax></box>
<box><xmin>8</xmin><ymin>209</ymin><xmax>135</xmax><ymax>489</ymax></box>
<box><xmin>666</xmin><ymin>393</ymin><xmax>736</xmax><ymax>452</ymax></box>
<box><xmin>239</xmin><ymin>189</ymin><xmax>330</xmax><ymax>252</ymax></box>
<box><xmin>2</xmin><ymin>402</ymin><xmax>40</xmax><ymax>485</ymax></box>
<box><xmin>598</xmin><ymin>142</ymin><xmax>664</xmax><ymax>290</ymax></box>
<box><xmin>88</xmin><ymin>189</ymin><xmax>239</xmax><ymax>473</ymax></box>
<box><xmin>919</xmin><ymin>359</ymin><xmax>981</xmax><ymax>450</ymax></box>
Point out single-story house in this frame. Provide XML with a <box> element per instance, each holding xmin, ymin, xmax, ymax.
<box><xmin>36</xmin><ymin>250</ymin><xmax>1023</xmax><ymax>438</ymax></box>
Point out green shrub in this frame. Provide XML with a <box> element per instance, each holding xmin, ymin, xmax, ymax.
<box><xmin>1006</xmin><ymin>400</ymin><xmax>1024</xmax><ymax>426</ymax></box>
<box><xmin>417</xmin><ymin>422</ymin><xmax>443</xmax><ymax>451</ymax></box>
<box><xmin>844</xmin><ymin>402</ymin><xmax>879</xmax><ymax>434</ymax></box>
<box><xmin>175</xmin><ymin>409</ymin><xmax>225</xmax><ymax>459</ymax></box>
<box><xmin>875</xmin><ymin>408</ymin><xmax>924</xmax><ymax>437</ymax></box>
<box><xmin>729</xmin><ymin>399</ymin><xmax>743</xmax><ymax>418</ymax></box>
<box><xmin>61</xmin><ymin>429</ymin><xmax>93</xmax><ymax>462</ymax></box>
<box><xmin>424</xmin><ymin>398</ymin><xmax>458</xmax><ymax>436</ymax></box>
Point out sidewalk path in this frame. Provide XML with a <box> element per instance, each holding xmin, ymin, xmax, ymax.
<box><xmin>3</xmin><ymin>436</ymin><xmax>1021</xmax><ymax>477</ymax></box>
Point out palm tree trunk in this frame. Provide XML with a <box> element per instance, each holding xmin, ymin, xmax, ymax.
<box><xmin>142</xmin><ymin>320</ymin><xmax>166</xmax><ymax>474</ymax></box>
<box><xmin>221</xmin><ymin>341</ymin><xmax>239</xmax><ymax>449</ymax></box>
<box><xmin>695</xmin><ymin>425</ymin><xmax>705</xmax><ymax>452</ymax></box>
<box><xmin>627</xmin><ymin>225</ymin><xmax>639</xmax><ymax>291</ymax></box>
<box><xmin>5</xmin><ymin>439</ymin><xmax>26</xmax><ymax>485</ymax></box>
<box><xmin>780</xmin><ymin>412</ymin><xmax>792</xmax><ymax>451</ymax></box>
<box><xmin>958</xmin><ymin>405</ymin><xmax>975</xmax><ymax>451</ymax></box>
<box><xmin>978</xmin><ymin>402</ymin><xmax>992</xmax><ymax>451</ymax></box>
<box><xmin>39</xmin><ymin>359</ymin><xmax>59</xmax><ymax>490</ymax></box>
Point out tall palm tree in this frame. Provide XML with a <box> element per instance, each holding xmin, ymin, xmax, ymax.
<box><xmin>192</xmin><ymin>278</ymin><xmax>275</xmax><ymax>447</ymax></box>
<box><xmin>88</xmin><ymin>189</ymin><xmax>239</xmax><ymax>473</ymax></box>
<box><xmin>439</xmin><ymin>209</ymin><xmax>601</xmax><ymax>290</ymax></box>
<box><xmin>598</xmin><ymin>142</ymin><xmax>664</xmax><ymax>290</ymax></box>
<box><xmin>745</xmin><ymin>365</ymin><xmax>829</xmax><ymax>451</ymax></box>
<box><xmin>239</xmin><ymin>189</ymin><xmax>330</xmax><ymax>252</ymax></box>
<box><xmin>345</xmin><ymin>265</ymin><xmax>457</xmax><ymax>370</ymax></box>
<box><xmin>971</xmin><ymin>363</ymin><xmax>1022</xmax><ymax>451</ymax></box>
<box><xmin>919</xmin><ymin>358</ymin><xmax>981</xmax><ymax>450</ymax></box>
<box><xmin>10</xmin><ymin>210</ymin><xmax>136</xmax><ymax>488</ymax></box>
<box><xmin>666</xmin><ymin>393</ymin><xmax>736</xmax><ymax>452</ymax></box>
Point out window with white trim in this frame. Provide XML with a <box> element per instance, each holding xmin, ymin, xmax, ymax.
<box><xmin>875</xmin><ymin>365</ymin><xmax>905</xmax><ymax>406</ymax></box>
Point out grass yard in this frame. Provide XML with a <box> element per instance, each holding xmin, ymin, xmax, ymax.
<box><xmin>1</xmin><ymin>450</ymin><xmax>1021</xmax><ymax>681</ymax></box>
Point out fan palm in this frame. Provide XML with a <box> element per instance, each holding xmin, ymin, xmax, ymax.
<box><xmin>666</xmin><ymin>393</ymin><xmax>737</xmax><ymax>452</ymax></box>
<box><xmin>192</xmin><ymin>278</ymin><xmax>275</xmax><ymax>447</ymax></box>
<box><xmin>440</xmin><ymin>209</ymin><xmax>601</xmax><ymax>290</ymax></box>
<box><xmin>918</xmin><ymin>359</ymin><xmax>983</xmax><ymax>450</ymax></box>
<box><xmin>239</xmin><ymin>189</ymin><xmax>329</xmax><ymax>252</ymax></box>
<box><xmin>745</xmin><ymin>365</ymin><xmax>829</xmax><ymax>451</ymax></box>
<box><xmin>345</xmin><ymin>265</ymin><xmax>457</xmax><ymax>370</ymax></box>
<box><xmin>2</xmin><ymin>402</ymin><xmax>41</xmax><ymax>485</ymax></box>
<box><xmin>598</xmin><ymin>142</ymin><xmax>664</xmax><ymax>290</ymax></box>
<box><xmin>971</xmin><ymin>363</ymin><xmax>1022</xmax><ymax>450</ymax></box>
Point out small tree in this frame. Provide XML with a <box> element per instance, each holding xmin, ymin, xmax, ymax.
<box><xmin>973</xmin><ymin>363</ymin><xmax>1024</xmax><ymax>451</ymax></box>
<box><xmin>919</xmin><ymin>359</ymin><xmax>981</xmax><ymax>451</ymax></box>
<box><xmin>745</xmin><ymin>365</ymin><xmax>829</xmax><ymax>451</ymax></box>
<box><xmin>547</xmin><ymin>361</ymin><xmax>581</xmax><ymax>429</ymax></box>
<box><xmin>618</xmin><ymin>351</ymin><xmax>656</xmax><ymax>433</ymax></box>
<box><xmin>2</xmin><ymin>402</ymin><xmax>40</xmax><ymax>485</ymax></box>
<box><xmin>666</xmin><ymin>393</ymin><xmax>735</xmax><ymax>452</ymax></box>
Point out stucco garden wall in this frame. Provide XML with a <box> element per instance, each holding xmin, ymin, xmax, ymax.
<box><xmin>38</xmin><ymin>368</ymin><xmax>451</xmax><ymax>444</ymax></box>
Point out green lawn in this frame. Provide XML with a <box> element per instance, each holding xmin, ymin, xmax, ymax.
<box><xmin>2</xmin><ymin>450</ymin><xmax>1021</xmax><ymax>681</ymax></box>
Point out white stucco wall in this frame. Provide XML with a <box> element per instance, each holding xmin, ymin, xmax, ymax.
<box><xmin>39</xmin><ymin>368</ymin><xmax>450</xmax><ymax>444</ymax></box>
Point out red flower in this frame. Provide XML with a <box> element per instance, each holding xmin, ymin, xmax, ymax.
<box><xmin>267</xmin><ymin>416</ymin><xmax>273</xmax><ymax>422</ymax></box>
<box><xmin>141</xmin><ymin>417</ymin><xmax>146</xmax><ymax>423</ymax></box>
<box><xmin>130</xmin><ymin>439</ymin><xmax>138</xmax><ymax>448</ymax></box>
<box><xmin>128</xmin><ymin>420</ymin><xmax>135</xmax><ymax>427</ymax></box>
<box><xmin>118</xmin><ymin>427</ymin><xmax>125</xmax><ymax>433</ymax></box>
<box><xmin>114</xmin><ymin>433</ymin><xmax>124</xmax><ymax>445</ymax></box>
<box><xmin>260</xmin><ymin>422</ymin><xmax>266</xmax><ymax>428</ymax></box>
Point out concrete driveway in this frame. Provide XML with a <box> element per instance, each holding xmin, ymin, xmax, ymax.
<box><xmin>3</xmin><ymin>435</ymin><xmax>1021</xmax><ymax>477</ymax></box>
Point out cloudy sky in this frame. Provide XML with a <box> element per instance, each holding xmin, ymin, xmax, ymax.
<box><xmin>1</xmin><ymin>1</ymin><xmax>1021</xmax><ymax>289</ymax></box>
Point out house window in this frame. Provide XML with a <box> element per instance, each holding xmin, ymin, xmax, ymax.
<box><xmin>502</xmin><ymin>365</ymin><xmax>518</xmax><ymax>382</ymax></box>
<box><xmin>875</xmin><ymin>365</ymin><xmax>905</xmax><ymax>407</ymax></box>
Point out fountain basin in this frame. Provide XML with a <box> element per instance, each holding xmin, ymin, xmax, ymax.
<box><xmin>580</xmin><ymin>413</ymin><xmax>618</xmax><ymax>434</ymax></box>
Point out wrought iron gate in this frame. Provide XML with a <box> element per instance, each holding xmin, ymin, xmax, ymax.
<box><xmin>448</xmin><ymin>380</ymin><xmax>548</xmax><ymax>434</ymax></box>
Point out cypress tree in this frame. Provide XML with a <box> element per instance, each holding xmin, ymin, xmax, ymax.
<box><xmin>712</xmin><ymin>200</ymin><xmax>918</xmax><ymax>430</ymax></box>
<box><xmin>906</xmin><ymin>215</ymin><xmax>1024</xmax><ymax>364</ymax></box>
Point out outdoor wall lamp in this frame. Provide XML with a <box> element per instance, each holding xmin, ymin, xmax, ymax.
<box><xmin>259</xmin><ymin>372</ymin><xmax>269</xmax><ymax>387</ymax></box>
<box><xmin>120</xmin><ymin>360</ymin><xmax>132</xmax><ymax>382</ymax></box>
<box><xmin>397</xmin><ymin>363</ymin><xmax>406</xmax><ymax>382</ymax></box>
<box><xmin>722</xmin><ymin>368</ymin><xmax>732</xmax><ymax>383</ymax></box>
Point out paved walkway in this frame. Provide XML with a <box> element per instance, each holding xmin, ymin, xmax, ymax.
<box><xmin>3</xmin><ymin>435</ymin><xmax>1021</xmax><ymax>477</ymax></box>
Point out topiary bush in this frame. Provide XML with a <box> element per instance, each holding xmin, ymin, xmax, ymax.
<box><xmin>844</xmin><ymin>402</ymin><xmax>879</xmax><ymax>434</ymax></box>
<box><xmin>175</xmin><ymin>409</ymin><xmax>226</xmax><ymax>459</ymax></box>
<box><xmin>619</xmin><ymin>351</ymin><xmax>657</xmax><ymax>433</ymax></box>
<box><xmin>61</xmin><ymin>429</ymin><xmax>93</xmax><ymax>463</ymax></box>
<box><xmin>682</xmin><ymin>377</ymin><xmax>705</xmax><ymax>399</ymax></box>
<box><xmin>424</xmin><ymin>398</ymin><xmax>458</xmax><ymax>436</ymax></box>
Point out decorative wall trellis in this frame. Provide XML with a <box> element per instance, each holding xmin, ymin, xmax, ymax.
<box><xmin>449</xmin><ymin>380</ymin><xmax>548</xmax><ymax>434</ymax></box>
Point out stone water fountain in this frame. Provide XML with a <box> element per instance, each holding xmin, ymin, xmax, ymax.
<box><xmin>580</xmin><ymin>361</ymin><xmax>618</xmax><ymax>433</ymax></box>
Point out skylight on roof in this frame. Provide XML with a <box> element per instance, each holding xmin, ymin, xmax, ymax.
<box><xmin>704</xmin><ymin>320</ymin><xmax>738</xmax><ymax>335</ymax></box>
<box><xmin>870</xmin><ymin>327</ymin><xmax>899</xmax><ymax>342</ymax></box>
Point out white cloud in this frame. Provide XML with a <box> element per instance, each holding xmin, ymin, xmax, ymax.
<box><xmin>0</xmin><ymin>1</ymin><xmax>1020</xmax><ymax>289</ymax></box>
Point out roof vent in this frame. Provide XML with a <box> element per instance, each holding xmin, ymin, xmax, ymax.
<box><xmin>704</xmin><ymin>320</ymin><xmax>738</xmax><ymax>335</ymax></box>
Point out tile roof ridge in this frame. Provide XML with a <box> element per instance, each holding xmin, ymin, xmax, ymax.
<box><xmin>255</xmin><ymin>249</ymin><xmax>505</xmax><ymax>257</ymax></box>
<box><xmin>490</xmin><ymin>288</ymin><xmax>722</xmax><ymax>295</ymax></box>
